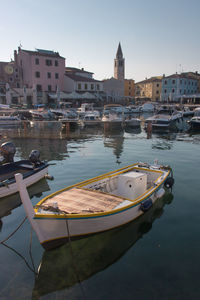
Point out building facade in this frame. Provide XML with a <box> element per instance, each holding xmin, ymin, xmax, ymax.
<box><xmin>14</xmin><ymin>47</ymin><xmax>65</xmax><ymax>103</ymax></box>
<box><xmin>103</xmin><ymin>77</ymin><xmax>124</xmax><ymax>103</ymax></box>
<box><xmin>161</xmin><ymin>74</ymin><xmax>198</xmax><ymax>102</ymax></box>
<box><xmin>114</xmin><ymin>43</ymin><xmax>125</xmax><ymax>81</ymax></box>
<box><xmin>124</xmin><ymin>79</ymin><xmax>135</xmax><ymax>97</ymax></box>
<box><xmin>135</xmin><ymin>77</ymin><xmax>162</xmax><ymax>102</ymax></box>
<box><xmin>0</xmin><ymin>61</ymin><xmax>21</xmax><ymax>88</ymax></box>
<box><xmin>64</xmin><ymin>67</ymin><xmax>103</xmax><ymax>93</ymax></box>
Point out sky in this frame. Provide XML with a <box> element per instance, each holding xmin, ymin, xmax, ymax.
<box><xmin>1</xmin><ymin>0</ymin><xmax>200</xmax><ymax>82</ymax></box>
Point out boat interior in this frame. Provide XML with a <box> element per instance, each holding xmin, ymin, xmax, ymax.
<box><xmin>38</xmin><ymin>166</ymin><xmax>165</xmax><ymax>215</ymax></box>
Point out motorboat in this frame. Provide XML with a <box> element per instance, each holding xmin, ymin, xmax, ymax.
<box><xmin>0</xmin><ymin>115</ymin><xmax>21</xmax><ymax>126</ymax></box>
<box><xmin>124</xmin><ymin>116</ymin><xmax>141</xmax><ymax>128</ymax></box>
<box><xmin>0</xmin><ymin>142</ymin><xmax>49</xmax><ymax>198</ymax></box>
<box><xmin>102</xmin><ymin>104</ymin><xmax>124</xmax><ymax>129</ymax></box>
<box><xmin>15</xmin><ymin>161</ymin><xmax>174</xmax><ymax>250</ymax></box>
<box><xmin>78</xmin><ymin>112</ymin><xmax>102</xmax><ymax>127</ymax></box>
<box><xmin>145</xmin><ymin>106</ymin><xmax>182</xmax><ymax>130</ymax></box>
<box><xmin>188</xmin><ymin>107</ymin><xmax>200</xmax><ymax>130</ymax></box>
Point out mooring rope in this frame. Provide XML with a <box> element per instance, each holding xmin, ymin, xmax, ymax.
<box><xmin>65</xmin><ymin>217</ymin><xmax>87</xmax><ymax>300</ymax></box>
<box><xmin>0</xmin><ymin>216</ymin><xmax>27</xmax><ymax>244</ymax></box>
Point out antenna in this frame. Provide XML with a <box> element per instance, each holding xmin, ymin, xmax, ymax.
<box><xmin>19</xmin><ymin>40</ymin><xmax>22</xmax><ymax>48</ymax></box>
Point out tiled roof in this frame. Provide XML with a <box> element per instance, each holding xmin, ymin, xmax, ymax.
<box><xmin>136</xmin><ymin>77</ymin><xmax>162</xmax><ymax>84</ymax></box>
<box><xmin>21</xmin><ymin>49</ymin><xmax>65</xmax><ymax>59</ymax></box>
<box><xmin>65</xmin><ymin>73</ymin><xmax>101</xmax><ymax>83</ymax></box>
<box><xmin>66</xmin><ymin>67</ymin><xmax>93</xmax><ymax>74</ymax></box>
<box><xmin>164</xmin><ymin>73</ymin><xmax>198</xmax><ymax>80</ymax></box>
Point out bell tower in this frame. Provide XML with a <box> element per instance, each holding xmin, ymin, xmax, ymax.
<box><xmin>114</xmin><ymin>42</ymin><xmax>125</xmax><ymax>81</ymax></box>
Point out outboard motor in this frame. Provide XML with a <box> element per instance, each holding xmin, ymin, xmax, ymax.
<box><xmin>0</xmin><ymin>142</ymin><xmax>16</xmax><ymax>164</ymax></box>
<box><xmin>29</xmin><ymin>150</ymin><xmax>41</xmax><ymax>167</ymax></box>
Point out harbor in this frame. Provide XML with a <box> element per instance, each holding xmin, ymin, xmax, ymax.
<box><xmin>0</xmin><ymin>121</ymin><xmax>200</xmax><ymax>299</ymax></box>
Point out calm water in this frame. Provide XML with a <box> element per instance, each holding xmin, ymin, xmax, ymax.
<box><xmin>0</xmin><ymin>119</ymin><xmax>200</xmax><ymax>300</ymax></box>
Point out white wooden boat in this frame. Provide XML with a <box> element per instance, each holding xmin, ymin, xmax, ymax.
<box><xmin>32</xmin><ymin>192</ymin><xmax>173</xmax><ymax>296</ymax></box>
<box><xmin>15</xmin><ymin>161</ymin><xmax>174</xmax><ymax>250</ymax></box>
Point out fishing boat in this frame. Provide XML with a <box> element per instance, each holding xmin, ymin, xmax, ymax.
<box><xmin>78</xmin><ymin>112</ymin><xmax>102</xmax><ymax>127</ymax></box>
<box><xmin>15</xmin><ymin>161</ymin><xmax>174</xmax><ymax>250</ymax></box>
<box><xmin>32</xmin><ymin>192</ymin><xmax>173</xmax><ymax>297</ymax></box>
<box><xmin>0</xmin><ymin>142</ymin><xmax>49</xmax><ymax>198</ymax></box>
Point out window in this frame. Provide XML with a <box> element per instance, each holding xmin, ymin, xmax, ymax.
<box><xmin>47</xmin><ymin>72</ymin><xmax>51</xmax><ymax>79</ymax></box>
<box><xmin>9</xmin><ymin>77</ymin><xmax>13</xmax><ymax>82</ymax></box>
<box><xmin>180</xmin><ymin>80</ymin><xmax>182</xmax><ymax>84</ymax></box>
<box><xmin>189</xmin><ymin>81</ymin><xmax>190</xmax><ymax>85</ymax></box>
<box><xmin>97</xmin><ymin>84</ymin><xmax>100</xmax><ymax>90</ymax></box>
<box><xmin>15</xmin><ymin>68</ymin><xmax>18</xmax><ymax>72</ymax></box>
<box><xmin>172</xmin><ymin>80</ymin><xmax>175</xmax><ymax>84</ymax></box>
<box><xmin>46</xmin><ymin>59</ymin><xmax>52</xmax><ymax>66</ymax></box>
<box><xmin>164</xmin><ymin>89</ymin><xmax>167</xmax><ymax>93</ymax></box>
<box><xmin>16</xmin><ymin>83</ymin><xmax>20</xmax><ymax>88</ymax></box>
<box><xmin>91</xmin><ymin>84</ymin><xmax>94</xmax><ymax>90</ymax></box>
<box><xmin>48</xmin><ymin>85</ymin><xmax>52</xmax><ymax>92</ymax></box>
<box><xmin>36</xmin><ymin>84</ymin><xmax>42</xmax><ymax>92</ymax></box>
<box><xmin>84</xmin><ymin>84</ymin><xmax>88</xmax><ymax>90</ymax></box>
<box><xmin>156</xmin><ymin>83</ymin><xmax>159</xmax><ymax>87</ymax></box>
<box><xmin>156</xmin><ymin>90</ymin><xmax>159</xmax><ymax>94</ymax></box>
<box><xmin>78</xmin><ymin>83</ymin><xmax>81</xmax><ymax>90</ymax></box>
<box><xmin>55</xmin><ymin>60</ymin><xmax>58</xmax><ymax>66</ymax></box>
<box><xmin>35</xmin><ymin>58</ymin><xmax>39</xmax><ymax>65</ymax></box>
<box><xmin>180</xmin><ymin>89</ymin><xmax>182</xmax><ymax>94</ymax></box>
<box><xmin>35</xmin><ymin>71</ymin><xmax>40</xmax><ymax>78</ymax></box>
<box><xmin>55</xmin><ymin>73</ymin><xmax>59</xmax><ymax>79</ymax></box>
<box><xmin>172</xmin><ymin>89</ymin><xmax>175</xmax><ymax>93</ymax></box>
<box><xmin>164</xmin><ymin>80</ymin><xmax>167</xmax><ymax>84</ymax></box>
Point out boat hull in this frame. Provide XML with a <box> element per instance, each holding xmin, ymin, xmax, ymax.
<box><xmin>36</xmin><ymin>186</ymin><xmax>166</xmax><ymax>250</ymax></box>
<box><xmin>0</xmin><ymin>163</ymin><xmax>48</xmax><ymax>198</ymax></box>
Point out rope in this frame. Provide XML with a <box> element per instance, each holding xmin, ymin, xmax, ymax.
<box><xmin>0</xmin><ymin>216</ymin><xmax>27</xmax><ymax>244</ymax></box>
<box><xmin>1</xmin><ymin>242</ymin><xmax>38</xmax><ymax>275</ymax></box>
<box><xmin>65</xmin><ymin>218</ymin><xmax>87</xmax><ymax>300</ymax></box>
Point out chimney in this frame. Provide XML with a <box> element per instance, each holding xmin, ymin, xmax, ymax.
<box><xmin>14</xmin><ymin>50</ymin><xmax>17</xmax><ymax>64</ymax></box>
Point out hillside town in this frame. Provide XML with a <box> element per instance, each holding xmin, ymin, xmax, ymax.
<box><xmin>1</xmin><ymin>43</ymin><xmax>200</xmax><ymax>108</ymax></box>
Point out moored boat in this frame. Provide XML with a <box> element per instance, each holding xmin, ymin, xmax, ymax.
<box><xmin>0</xmin><ymin>142</ymin><xmax>49</xmax><ymax>198</ymax></box>
<box><xmin>15</xmin><ymin>161</ymin><xmax>174</xmax><ymax>250</ymax></box>
<box><xmin>188</xmin><ymin>107</ymin><xmax>200</xmax><ymax>130</ymax></box>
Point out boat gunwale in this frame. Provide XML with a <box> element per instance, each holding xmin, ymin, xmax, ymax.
<box><xmin>34</xmin><ymin>164</ymin><xmax>170</xmax><ymax>219</ymax></box>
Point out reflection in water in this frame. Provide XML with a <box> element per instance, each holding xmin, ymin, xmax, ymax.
<box><xmin>0</xmin><ymin>178</ymin><xmax>50</xmax><ymax>224</ymax></box>
<box><xmin>103</xmin><ymin>130</ymin><xmax>124</xmax><ymax>164</ymax></box>
<box><xmin>32</xmin><ymin>192</ymin><xmax>173</xmax><ymax>300</ymax></box>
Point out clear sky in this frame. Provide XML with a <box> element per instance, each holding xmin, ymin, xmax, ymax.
<box><xmin>1</xmin><ymin>0</ymin><xmax>200</xmax><ymax>82</ymax></box>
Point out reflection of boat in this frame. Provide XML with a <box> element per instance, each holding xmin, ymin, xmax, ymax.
<box><xmin>16</xmin><ymin>162</ymin><xmax>173</xmax><ymax>250</ymax></box>
<box><xmin>0</xmin><ymin>142</ymin><xmax>48</xmax><ymax>198</ymax></box>
<box><xmin>102</xmin><ymin>104</ymin><xmax>124</xmax><ymax>129</ymax></box>
<box><xmin>0</xmin><ymin>178</ymin><xmax>50</xmax><ymax>219</ymax></box>
<box><xmin>32</xmin><ymin>192</ymin><xmax>173</xmax><ymax>298</ymax></box>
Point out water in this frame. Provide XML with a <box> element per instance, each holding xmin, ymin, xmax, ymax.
<box><xmin>0</xmin><ymin>120</ymin><xmax>200</xmax><ymax>300</ymax></box>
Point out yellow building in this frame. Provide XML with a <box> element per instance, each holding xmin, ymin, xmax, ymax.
<box><xmin>124</xmin><ymin>79</ymin><xmax>135</xmax><ymax>97</ymax></box>
<box><xmin>135</xmin><ymin>77</ymin><xmax>162</xmax><ymax>102</ymax></box>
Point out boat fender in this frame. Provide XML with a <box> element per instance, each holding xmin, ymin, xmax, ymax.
<box><xmin>140</xmin><ymin>198</ymin><xmax>153</xmax><ymax>212</ymax></box>
<box><xmin>164</xmin><ymin>177</ymin><xmax>174</xmax><ymax>189</ymax></box>
<box><xmin>45</xmin><ymin>174</ymin><xmax>54</xmax><ymax>181</ymax></box>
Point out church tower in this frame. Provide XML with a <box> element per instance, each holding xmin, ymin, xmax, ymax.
<box><xmin>114</xmin><ymin>42</ymin><xmax>125</xmax><ymax>81</ymax></box>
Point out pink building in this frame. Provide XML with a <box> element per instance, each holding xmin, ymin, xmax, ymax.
<box><xmin>15</xmin><ymin>47</ymin><xmax>65</xmax><ymax>93</ymax></box>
